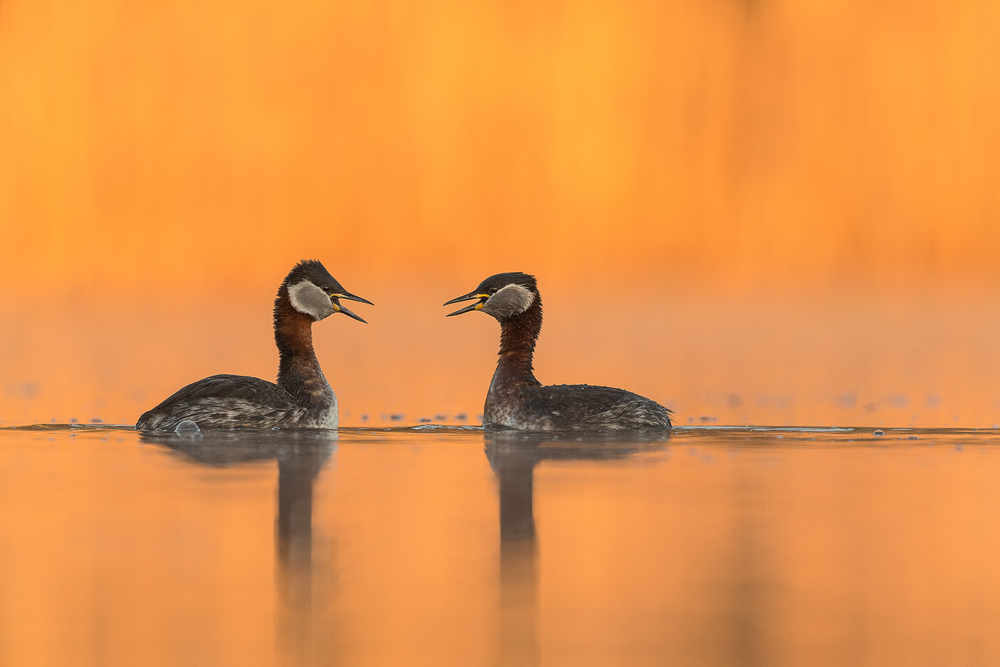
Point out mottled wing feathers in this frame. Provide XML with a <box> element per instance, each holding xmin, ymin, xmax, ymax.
<box><xmin>158</xmin><ymin>374</ymin><xmax>292</xmax><ymax>404</ymax></box>
<box><xmin>523</xmin><ymin>384</ymin><xmax>673</xmax><ymax>430</ymax></box>
<box><xmin>136</xmin><ymin>374</ymin><xmax>299</xmax><ymax>431</ymax></box>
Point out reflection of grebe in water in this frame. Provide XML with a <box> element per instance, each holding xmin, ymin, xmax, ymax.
<box><xmin>445</xmin><ymin>273</ymin><xmax>672</xmax><ymax>430</ymax></box>
<box><xmin>485</xmin><ymin>430</ymin><xmax>669</xmax><ymax>667</ymax></box>
<box><xmin>142</xmin><ymin>429</ymin><xmax>334</xmax><ymax>645</ymax></box>
<box><xmin>136</xmin><ymin>260</ymin><xmax>372</xmax><ymax>431</ymax></box>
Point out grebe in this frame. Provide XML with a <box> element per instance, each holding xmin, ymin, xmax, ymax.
<box><xmin>444</xmin><ymin>273</ymin><xmax>672</xmax><ymax>430</ymax></box>
<box><xmin>136</xmin><ymin>260</ymin><xmax>371</xmax><ymax>431</ymax></box>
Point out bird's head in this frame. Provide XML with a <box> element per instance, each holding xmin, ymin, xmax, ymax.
<box><xmin>443</xmin><ymin>272</ymin><xmax>538</xmax><ymax>321</ymax></box>
<box><xmin>283</xmin><ymin>260</ymin><xmax>373</xmax><ymax>323</ymax></box>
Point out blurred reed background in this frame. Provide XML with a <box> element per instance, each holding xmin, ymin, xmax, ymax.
<box><xmin>1</xmin><ymin>0</ymin><xmax>999</xmax><ymax>426</ymax></box>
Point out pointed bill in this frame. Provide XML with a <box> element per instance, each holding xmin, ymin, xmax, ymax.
<box><xmin>331</xmin><ymin>290</ymin><xmax>374</xmax><ymax>306</ymax></box>
<box><xmin>334</xmin><ymin>303</ymin><xmax>368</xmax><ymax>323</ymax></box>
<box><xmin>444</xmin><ymin>291</ymin><xmax>489</xmax><ymax>316</ymax></box>
<box><xmin>446</xmin><ymin>301</ymin><xmax>486</xmax><ymax>317</ymax></box>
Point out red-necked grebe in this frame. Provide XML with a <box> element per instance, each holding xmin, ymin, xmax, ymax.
<box><xmin>136</xmin><ymin>260</ymin><xmax>372</xmax><ymax>431</ymax></box>
<box><xmin>444</xmin><ymin>272</ymin><xmax>672</xmax><ymax>430</ymax></box>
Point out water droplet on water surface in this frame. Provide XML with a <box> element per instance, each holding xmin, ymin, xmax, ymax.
<box><xmin>175</xmin><ymin>420</ymin><xmax>200</xmax><ymax>435</ymax></box>
<box><xmin>873</xmin><ymin>429</ymin><xmax>885</xmax><ymax>436</ymax></box>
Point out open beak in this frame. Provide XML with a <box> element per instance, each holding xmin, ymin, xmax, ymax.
<box><xmin>331</xmin><ymin>290</ymin><xmax>373</xmax><ymax>323</ymax></box>
<box><xmin>331</xmin><ymin>291</ymin><xmax>374</xmax><ymax>306</ymax></box>
<box><xmin>443</xmin><ymin>291</ymin><xmax>488</xmax><ymax>317</ymax></box>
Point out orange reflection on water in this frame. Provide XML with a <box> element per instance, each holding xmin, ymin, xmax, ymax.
<box><xmin>1</xmin><ymin>427</ymin><xmax>1000</xmax><ymax>666</ymax></box>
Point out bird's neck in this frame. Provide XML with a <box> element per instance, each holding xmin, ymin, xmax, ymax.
<box><xmin>274</xmin><ymin>289</ymin><xmax>330</xmax><ymax>403</ymax></box>
<box><xmin>494</xmin><ymin>297</ymin><xmax>543</xmax><ymax>387</ymax></box>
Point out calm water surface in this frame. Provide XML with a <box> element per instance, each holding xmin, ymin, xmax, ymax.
<box><xmin>1</xmin><ymin>425</ymin><xmax>999</xmax><ymax>666</ymax></box>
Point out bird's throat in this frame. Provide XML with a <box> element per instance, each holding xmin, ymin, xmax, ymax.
<box><xmin>274</xmin><ymin>290</ymin><xmax>328</xmax><ymax>402</ymax></box>
<box><xmin>495</xmin><ymin>298</ymin><xmax>543</xmax><ymax>387</ymax></box>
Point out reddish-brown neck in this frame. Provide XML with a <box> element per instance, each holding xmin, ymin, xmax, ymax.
<box><xmin>274</xmin><ymin>287</ymin><xmax>323</xmax><ymax>395</ymax></box>
<box><xmin>494</xmin><ymin>296</ymin><xmax>543</xmax><ymax>388</ymax></box>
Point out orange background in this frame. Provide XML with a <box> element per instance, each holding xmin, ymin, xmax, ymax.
<box><xmin>2</xmin><ymin>0</ymin><xmax>1000</xmax><ymax>426</ymax></box>
<box><xmin>3</xmin><ymin>6</ymin><xmax>1000</xmax><ymax>662</ymax></box>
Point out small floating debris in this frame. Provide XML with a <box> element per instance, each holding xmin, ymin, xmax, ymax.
<box><xmin>361</xmin><ymin>414</ymin><xmax>369</xmax><ymax>421</ymax></box>
<box><xmin>873</xmin><ymin>429</ymin><xmax>885</xmax><ymax>436</ymax></box>
<box><xmin>390</xmin><ymin>414</ymin><xmax>404</xmax><ymax>421</ymax></box>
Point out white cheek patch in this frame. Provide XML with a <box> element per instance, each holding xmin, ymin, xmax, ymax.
<box><xmin>288</xmin><ymin>280</ymin><xmax>335</xmax><ymax>321</ymax></box>
<box><xmin>482</xmin><ymin>284</ymin><xmax>535</xmax><ymax>319</ymax></box>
